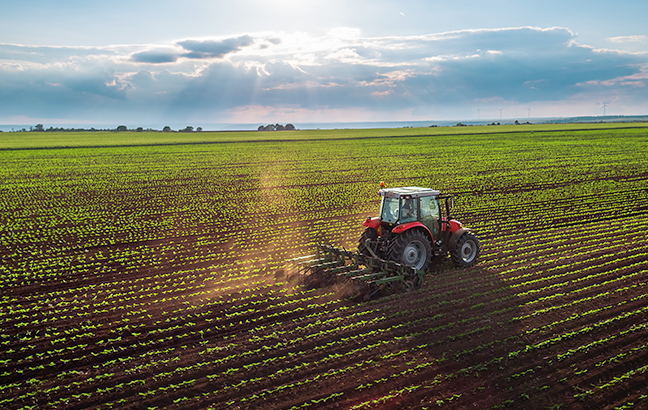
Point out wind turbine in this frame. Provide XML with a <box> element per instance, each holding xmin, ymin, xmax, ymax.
<box><xmin>499</xmin><ymin>108</ymin><xmax>502</xmax><ymax>120</ymax></box>
<box><xmin>477</xmin><ymin>108</ymin><xmax>480</xmax><ymax>120</ymax></box>
<box><xmin>601</xmin><ymin>101</ymin><xmax>609</xmax><ymax>116</ymax></box>
<box><xmin>528</xmin><ymin>108</ymin><xmax>531</xmax><ymax>119</ymax></box>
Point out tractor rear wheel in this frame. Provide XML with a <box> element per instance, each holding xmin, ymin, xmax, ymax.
<box><xmin>358</xmin><ymin>228</ymin><xmax>378</xmax><ymax>256</ymax></box>
<box><xmin>450</xmin><ymin>232</ymin><xmax>480</xmax><ymax>267</ymax></box>
<box><xmin>388</xmin><ymin>230</ymin><xmax>432</xmax><ymax>272</ymax></box>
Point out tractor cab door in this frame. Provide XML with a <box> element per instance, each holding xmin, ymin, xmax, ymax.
<box><xmin>420</xmin><ymin>196</ymin><xmax>440</xmax><ymax>240</ymax></box>
<box><xmin>400</xmin><ymin>197</ymin><xmax>418</xmax><ymax>224</ymax></box>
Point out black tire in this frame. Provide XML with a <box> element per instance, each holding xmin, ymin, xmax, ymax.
<box><xmin>358</xmin><ymin>228</ymin><xmax>378</xmax><ymax>256</ymax></box>
<box><xmin>450</xmin><ymin>232</ymin><xmax>480</xmax><ymax>267</ymax></box>
<box><xmin>388</xmin><ymin>229</ymin><xmax>432</xmax><ymax>271</ymax></box>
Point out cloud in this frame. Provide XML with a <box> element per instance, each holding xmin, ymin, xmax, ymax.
<box><xmin>2</xmin><ymin>27</ymin><xmax>648</xmax><ymax>123</ymax></box>
<box><xmin>177</xmin><ymin>35</ymin><xmax>254</xmax><ymax>59</ymax></box>
<box><xmin>130</xmin><ymin>48</ymin><xmax>182</xmax><ymax>64</ymax></box>
<box><xmin>608</xmin><ymin>35</ymin><xmax>647</xmax><ymax>43</ymax></box>
<box><xmin>129</xmin><ymin>35</ymin><xmax>256</xmax><ymax>64</ymax></box>
<box><xmin>0</xmin><ymin>43</ymin><xmax>119</xmax><ymax>64</ymax></box>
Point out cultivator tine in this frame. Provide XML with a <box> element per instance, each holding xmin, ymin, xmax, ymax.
<box><xmin>367</xmin><ymin>283</ymin><xmax>385</xmax><ymax>299</ymax></box>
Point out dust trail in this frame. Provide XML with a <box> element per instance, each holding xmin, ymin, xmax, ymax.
<box><xmin>188</xmin><ymin>156</ymin><xmax>314</xmax><ymax>300</ymax></box>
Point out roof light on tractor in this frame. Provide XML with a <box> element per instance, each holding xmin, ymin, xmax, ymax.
<box><xmin>298</xmin><ymin>185</ymin><xmax>481</xmax><ymax>299</ymax></box>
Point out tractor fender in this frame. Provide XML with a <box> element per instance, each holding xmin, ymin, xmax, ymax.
<box><xmin>448</xmin><ymin>228</ymin><xmax>472</xmax><ymax>252</ymax></box>
<box><xmin>363</xmin><ymin>217</ymin><xmax>381</xmax><ymax>229</ymax></box>
<box><xmin>363</xmin><ymin>217</ymin><xmax>382</xmax><ymax>235</ymax></box>
<box><xmin>392</xmin><ymin>221</ymin><xmax>433</xmax><ymax>242</ymax></box>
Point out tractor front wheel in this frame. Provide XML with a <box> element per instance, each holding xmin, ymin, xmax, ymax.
<box><xmin>389</xmin><ymin>229</ymin><xmax>432</xmax><ymax>272</ymax></box>
<box><xmin>450</xmin><ymin>232</ymin><xmax>480</xmax><ymax>267</ymax></box>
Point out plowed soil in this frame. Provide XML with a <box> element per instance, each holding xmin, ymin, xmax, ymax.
<box><xmin>2</xmin><ymin>126</ymin><xmax>648</xmax><ymax>410</ymax></box>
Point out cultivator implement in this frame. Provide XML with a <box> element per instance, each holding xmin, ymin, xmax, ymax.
<box><xmin>293</xmin><ymin>243</ymin><xmax>425</xmax><ymax>299</ymax></box>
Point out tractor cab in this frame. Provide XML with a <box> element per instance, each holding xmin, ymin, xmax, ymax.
<box><xmin>378</xmin><ymin>186</ymin><xmax>443</xmax><ymax>238</ymax></box>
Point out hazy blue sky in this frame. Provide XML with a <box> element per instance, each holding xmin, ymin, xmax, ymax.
<box><xmin>2</xmin><ymin>0</ymin><xmax>647</xmax><ymax>126</ymax></box>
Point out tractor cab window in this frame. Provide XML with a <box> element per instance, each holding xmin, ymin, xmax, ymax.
<box><xmin>380</xmin><ymin>196</ymin><xmax>400</xmax><ymax>223</ymax></box>
<box><xmin>400</xmin><ymin>198</ymin><xmax>418</xmax><ymax>223</ymax></box>
<box><xmin>420</xmin><ymin>196</ymin><xmax>440</xmax><ymax>237</ymax></box>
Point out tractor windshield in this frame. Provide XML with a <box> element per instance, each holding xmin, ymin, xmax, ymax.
<box><xmin>380</xmin><ymin>196</ymin><xmax>400</xmax><ymax>223</ymax></box>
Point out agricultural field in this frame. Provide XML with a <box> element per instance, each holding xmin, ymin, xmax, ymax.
<box><xmin>1</xmin><ymin>123</ymin><xmax>648</xmax><ymax>409</ymax></box>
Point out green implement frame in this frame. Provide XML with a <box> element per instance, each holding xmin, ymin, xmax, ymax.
<box><xmin>297</xmin><ymin>243</ymin><xmax>425</xmax><ymax>299</ymax></box>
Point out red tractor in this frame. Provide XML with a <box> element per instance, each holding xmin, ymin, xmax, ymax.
<box><xmin>359</xmin><ymin>185</ymin><xmax>480</xmax><ymax>274</ymax></box>
<box><xmin>299</xmin><ymin>185</ymin><xmax>480</xmax><ymax>297</ymax></box>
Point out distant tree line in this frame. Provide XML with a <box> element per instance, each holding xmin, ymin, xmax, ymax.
<box><xmin>19</xmin><ymin>124</ymin><xmax>204</xmax><ymax>132</ymax></box>
<box><xmin>8</xmin><ymin>123</ymin><xmax>302</xmax><ymax>133</ymax></box>
<box><xmin>258</xmin><ymin>123</ymin><xmax>295</xmax><ymax>131</ymax></box>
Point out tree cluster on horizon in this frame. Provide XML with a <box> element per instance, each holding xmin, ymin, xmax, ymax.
<box><xmin>258</xmin><ymin>123</ymin><xmax>295</xmax><ymax>131</ymax></box>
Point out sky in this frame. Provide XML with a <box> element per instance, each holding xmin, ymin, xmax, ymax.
<box><xmin>1</xmin><ymin>0</ymin><xmax>648</xmax><ymax>127</ymax></box>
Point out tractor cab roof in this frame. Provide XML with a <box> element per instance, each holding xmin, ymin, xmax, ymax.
<box><xmin>379</xmin><ymin>186</ymin><xmax>441</xmax><ymax>199</ymax></box>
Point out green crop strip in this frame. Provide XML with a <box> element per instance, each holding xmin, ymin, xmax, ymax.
<box><xmin>2</xmin><ymin>124</ymin><xmax>648</xmax><ymax>409</ymax></box>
